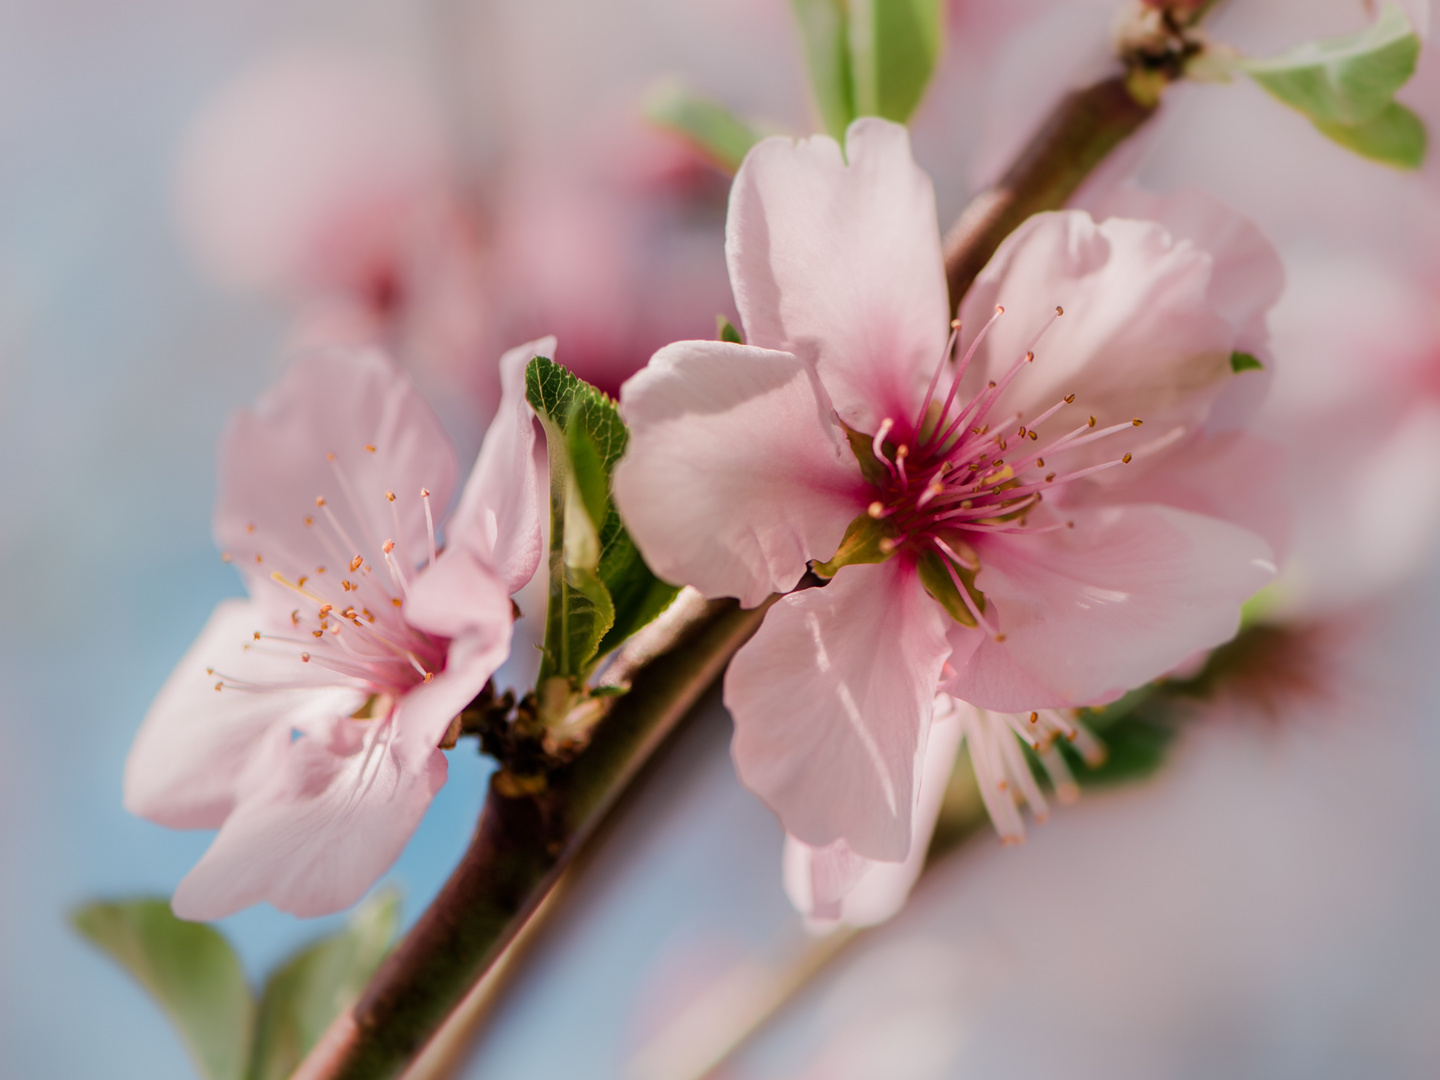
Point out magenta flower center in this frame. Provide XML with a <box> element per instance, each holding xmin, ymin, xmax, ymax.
<box><xmin>862</xmin><ymin>307</ymin><xmax>1139</xmax><ymax>633</ymax></box>
<box><xmin>218</xmin><ymin>449</ymin><xmax>450</xmax><ymax>703</ymax></box>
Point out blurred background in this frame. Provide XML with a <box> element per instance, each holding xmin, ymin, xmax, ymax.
<box><xmin>3</xmin><ymin>0</ymin><xmax>1440</xmax><ymax>1077</ymax></box>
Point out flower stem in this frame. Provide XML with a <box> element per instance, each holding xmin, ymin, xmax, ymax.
<box><xmin>943</xmin><ymin>75</ymin><xmax>1155</xmax><ymax>310</ymax></box>
<box><xmin>296</xmin><ymin>67</ymin><xmax>1162</xmax><ymax>1080</ymax></box>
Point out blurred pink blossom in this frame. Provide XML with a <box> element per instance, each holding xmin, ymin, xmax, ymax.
<box><xmin>615</xmin><ymin>120</ymin><xmax>1277</xmax><ymax>889</ymax></box>
<box><xmin>124</xmin><ymin>338</ymin><xmax>550</xmax><ymax>918</ymax></box>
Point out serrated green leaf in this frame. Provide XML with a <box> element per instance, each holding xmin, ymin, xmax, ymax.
<box><xmin>72</xmin><ymin>899</ymin><xmax>254</xmax><ymax>1080</ymax></box>
<box><xmin>1315</xmin><ymin>100</ymin><xmax>1427</xmax><ymax>168</ymax></box>
<box><xmin>644</xmin><ymin>82</ymin><xmax>765</xmax><ymax>174</ymax></box>
<box><xmin>1230</xmin><ymin>351</ymin><xmax>1264</xmax><ymax>373</ymax></box>
<box><xmin>526</xmin><ymin>357</ymin><xmax>672</xmax><ymax>682</ymax></box>
<box><xmin>848</xmin><ymin>0</ymin><xmax>944</xmax><ymax>124</ymax></box>
<box><xmin>247</xmin><ymin>891</ymin><xmax>400</xmax><ymax>1080</ymax></box>
<box><xmin>716</xmin><ymin>315</ymin><xmax>744</xmax><ymax>344</ymax></box>
<box><xmin>791</xmin><ymin>0</ymin><xmax>857</xmax><ymax>138</ymax></box>
<box><xmin>1243</xmin><ymin>3</ymin><xmax>1420</xmax><ymax>126</ymax></box>
<box><xmin>566</xmin><ymin>404</ymin><xmax>610</xmax><ymax>534</ymax></box>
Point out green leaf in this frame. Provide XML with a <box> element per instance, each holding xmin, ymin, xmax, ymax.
<box><xmin>525</xmin><ymin>357</ymin><xmax>674</xmax><ymax>682</ymax></box>
<box><xmin>848</xmin><ymin>0</ymin><xmax>945</xmax><ymax>124</ymax></box>
<box><xmin>839</xmin><ymin>420</ymin><xmax>892</xmax><ymax>486</ymax></box>
<box><xmin>1066</xmin><ymin>710</ymin><xmax>1175</xmax><ymax>787</ymax></box>
<box><xmin>643</xmin><ymin>81</ymin><xmax>765</xmax><ymax>174</ymax></box>
<box><xmin>1230</xmin><ymin>351</ymin><xmax>1264</xmax><ymax>373</ymax></box>
<box><xmin>1315</xmin><ymin>100</ymin><xmax>1427</xmax><ymax>169</ymax></box>
<box><xmin>716</xmin><ymin>315</ymin><xmax>744</xmax><ymax>344</ymax></box>
<box><xmin>248</xmin><ymin>891</ymin><xmax>401</xmax><ymax>1080</ymax></box>
<box><xmin>790</xmin><ymin>0</ymin><xmax>857</xmax><ymax>138</ymax></box>
<box><xmin>1243</xmin><ymin>3</ymin><xmax>1420</xmax><ymax>125</ymax></box>
<box><xmin>72</xmin><ymin>899</ymin><xmax>254</xmax><ymax>1080</ymax></box>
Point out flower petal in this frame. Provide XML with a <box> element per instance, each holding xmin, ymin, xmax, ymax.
<box><xmin>215</xmin><ymin>348</ymin><xmax>457</xmax><ymax>601</ymax></box>
<box><xmin>445</xmin><ymin>336</ymin><xmax>552</xmax><ymax>595</ymax></box>
<box><xmin>783</xmin><ymin>711</ymin><xmax>963</xmax><ymax>927</ymax></box>
<box><xmin>124</xmin><ymin>598</ymin><xmax>364</xmax><ymax>829</ymax></box>
<box><xmin>171</xmin><ymin>716</ymin><xmax>446</xmax><ymax>920</ymax></box>
<box><xmin>959</xmin><ymin>210</ymin><xmax>1235</xmax><ymax>458</ymax></box>
<box><xmin>727</xmin><ymin>118</ymin><xmax>949</xmax><ymax>432</ymax></box>
<box><xmin>403</xmin><ymin>546</ymin><xmax>516</xmax><ymax>748</ymax></box>
<box><xmin>725</xmin><ymin>559</ymin><xmax>951</xmax><ymax>861</ymax></box>
<box><xmin>954</xmin><ymin>505</ymin><xmax>1276</xmax><ymax>710</ymax></box>
<box><xmin>614</xmin><ymin>340</ymin><xmax>866</xmax><ymax>607</ymax></box>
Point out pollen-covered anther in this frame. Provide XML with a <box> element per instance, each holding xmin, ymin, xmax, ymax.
<box><xmin>364</xmin><ymin>444</ymin><xmax>376</xmax><ymax>453</ymax></box>
<box><xmin>1122</xmin><ymin>453</ymin><xmax>1133</xmax><ymax>464</ymax></box>
<box><xmin>315</xmin><ymin>496</ymin><xmax>326</xmax><ymax>507</ymax></box>
<box><xmin>867</xmin><ymin>501</ymin><xmax>888</xmax><ymax>519</ymax></box>
<box><xmin>318</xmin><ymin>604</ymin><xmax>332</xmax><ymax>617</ymax></box>
<box><xmin>385</xmin><ymin>490</ymin><xmax>396</xmax><ymax>502</ymax></box>
<box><xmin>1054</xmin><ymin>305</ymin><xmax>1063</xmax><ymax>316</ymax></box>
<box><xmin>382</xmin><ymin>540</ymin><xmax>395</xmax><ymax>553</ymax></box>
<box><xmin>300</xmin><ymin>652</ymin><xmax>310</xmax><ymax>662</ymax></box>
<box><xmin>1088</xmin><ymin>416</ymin><xmax>1096</xmax><ymax>428</ymax></box>
<box><xmin>349</xmin><ymin>555</ymin><xmax>364</xmax><ymax>572</ymax></box>
<box><xmin>1132</xmin><ymin>418</ymin><xmax>1143</xmax><ymax>426</ymax></box>
<box><xmin>252</xmin><ymin>631</ymin><xmax>261</xmax><ymax>641</ymax></box>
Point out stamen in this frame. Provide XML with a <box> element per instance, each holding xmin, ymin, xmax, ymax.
<box><xmin>420</xmin><ymin>489</ymin><xmax>437</xmax><ymax>568</ymax></box>
<box><xmin>913</xmin><ymin>318</ymin><xmax>962</xmax><ymax>433</ymax></box>
<box><xmin>871</xmin><ymin>419</ymin><xmax>897</xmax><ymax>479</ymax></box>
<box><xmin>931</xmin><ymin>537</ymin><xmax>1003</xmax><ymax>640</ymax></box>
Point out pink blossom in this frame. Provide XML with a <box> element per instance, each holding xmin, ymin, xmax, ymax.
<box><xmin>614</xmin><ymin>119</ymin><xmax>1278</xmax><ymax>880</ymax></box>
<box><xmin>124</xmin><ymin>338</ymin><xmax>551</xmax><ymax>919</ymax></box>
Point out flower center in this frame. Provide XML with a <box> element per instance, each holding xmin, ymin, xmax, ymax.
<box><xmin>843</xmin><ymin>307</ymin><xmax>1141</xmax><ymax>636</ymax></box>
<box><xmin>213</xmin><ymin>447</ymin><xmax>449</xmax><ymax>706</ymax></box>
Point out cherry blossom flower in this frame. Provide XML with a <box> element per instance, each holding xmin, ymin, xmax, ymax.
<box><xmin>124</xmin><ymin>337</ymin><xmax>551</xmax><ymax>919</ymax></box>
<box><xmin>613</xmin><ymin>118</ymin><xmax>1278</xmax><ymax>887</ymax></box>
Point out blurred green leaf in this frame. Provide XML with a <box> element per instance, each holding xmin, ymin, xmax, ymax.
<box><xmin>1315</xmin><ymin>100</ymin><xmax>1427</xmax><ymax>169</ymax></box>
<box><xmin>791</xmin><ymin>0</ymin><xmax>857</xmax><ymax>138</ymax></box>
<box><xmin>1242</xmin><ymin>3</ymin><xmax>1419</xmax><ymax>125</ymax></box>
<box><xmin>248</xmin><ymin>892</ymin><xmax>400</xmax><ymax>1080</ymax></box>
<box><xmin>644</xmin><ymin>82</ymin><xmax>765</xmax><ymax>173</ymax></box>
<box><xmin>1230</xmin><ymin>351</ymin><xmax>1264</xmax><ymax>373</ymax></box>
<box><xmin>849</xmin><ymin>0</ymin><xmax>945</xmax><ymax>124</ymax></box>
<box><xmin>72</xmin><ymin>899</ymin><xmax>254</xmax><ymax>1080</ymax></box>
<box><xmin>716</xmin><ymin>315</ymin><xmax>744</xmax><ymax>344</ymax></box>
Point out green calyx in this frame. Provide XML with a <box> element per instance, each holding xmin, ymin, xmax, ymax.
<box><xmin>915</xmin><ymin>542</ymin><xmax>983</xmax><ymax>628</ymax></box>
<box><xmin>812</xmin><ymin>512</ymin><xmax>899</xmax><ymax>578</ymax></box>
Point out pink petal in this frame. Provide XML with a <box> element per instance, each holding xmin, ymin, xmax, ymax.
<box><xmin>726</xmin><ymin>118</ymin><xmax>949</xmax><ymax>432</ymax></box>
<box><xmin>124</xmin><ymin>599</ymin><xmax>364</xmax><ymax>829</ymax></box>
<box><xmin>1085</xmin><ymin>186</ymin><xmax>1285</xmax><ymax>353</ymax></box>
<box><xmin>446</xmin><ymin>336</ymin><xmax>552</xmax><ymax>595</ymax></box>
<box><xmin>171</xmin><ymin>715</ymin><xmax>447</xmax><ymax>920</ymax></box>
<box><xmin>954</xmin><ymin>505</ymin><xmax>1277</xmax><ymax>711</ymax></box>
<box><xmin>958</xmin><ymin>210</ymin><xmax>1235</xmax><ymax>459</ymax></box>
<box><xmin>1106</xmin><ymin>430</ymin><xmax>1290</xmax><ymax>562</ymax></box>
<box><xmin>403</xmin><ymin>547</ymin><xmax>516</xmax><ymax>748</ymax></box>
<box><xmin>215</xmin><ymin>348</ymin><xmax>457</xmax><ymax>601</ymax></box>
<box><xmin>614</xmin><ymin>340</ymin><xmax>866</xmax><ymax>607</ymax></box>
<box><xmin>725</xmin><ymin>559</ymin><xmax>951</xmax><ymax>861</ymax></box>
<box><xmin>783</xmin><ymin>712</ymin><xmax>963</xmax><ymax>927</ymax></box>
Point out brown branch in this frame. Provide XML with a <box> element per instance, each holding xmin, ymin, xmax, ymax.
<box><xmin>944</xmin><ymin>75</ymin><xmax>1155</xmax><ymax>310</ymax></box>
<box><xmin>296</xmin><ymin>597</ymin><xmax>771</xmax><ymax>1080</ymax></box>
<box><xmin>296</xmin><ymin>63</ymin><xmax>1164</xmax><ymax>1080</ymax></box>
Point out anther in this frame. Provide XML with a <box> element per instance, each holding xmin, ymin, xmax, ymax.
<box><xmin>326</xmin><ymin>453</ymin><xmax>336</xmax><ymax>462</ymax></box>
<box><xmin>385</xmin><ymin>490</ymin><xmax>396</xmax><ymax>502</ymax></box>
<box><xmin>254</xmin><ymin>554</ymin><xmax>263</xmax><ymax>563</ymax></box>
<box><xmin>318</xmin><ymin>604</ymin><xmax>332</xmax><ymax>617</ymax></box>
<box><xmin>1122</xmin><ymin>453</ymin><xmax>1133</xmax><ymax>464</ymax></box>
<box><xmin>1035</xmin><ymin>458</ymin><xmax>1044</xmax><ymax>467</ymax></box>
<box><xmin>1029</xmin><ymin>712</ymin><xmax>1039</xmax><ymax>724</ymax></box>
<box><xmin>1046</xmin><ymin>473</ymin><xmax>1056</xmax><ymax>482</ymax></box>
<box><xmin>349</xmin><ymin>555</ymin><xmax>364</xmax><ymax>572</ymax></box>
<box><xmin>1025</xmin><ymin>351</ymin><xmax>1034</xmax><ymax>362</ymax></box>
<box><xmin>1055</xmin><ymin>306</ymin><xmax>1063</xmax><ymax>316</ymax></box>
<box><xmin>245</xmin><ymin>523</ymin><xmax>255</xmax><ymax>533</ymax></box>
<box><xmin>1064</xmin><ymin>394</ymin><xmax>1075</xmax><ymax>404</ymax></box>
<box><xmin>364</xmin><ymin>444</ymin><xmax>376</xmax><ymax>453</ymax></box>
<box><xmin>1088</xmin><ymin>416</ymin><xmax>1096</xmax><ymax>428</ymax></box>
<box><xmin>867</xmin><ymin>501</ymin><xmax>886</xmax><ymax>518</ymax></box>
<box><xmin>304</xmin><ymin>515</ymin><xmax>314</xmax><ymax>527</ymax></box>
<box><xmin>290</xmin><ymin>610</ymin><xmax>299</xmax><ymax>627</ymax></box>
<box><xmin>1132</xmin><ymin>418</ymin><xmax>1143</xmax><ymax>426</ymax></box>
<box><xmin>315</xmin><ymin>496</ymin><xmax>326</xmax><ymax>507</ymax></box>
<box><xmin>252</xmin><ymin>631</ymin><xmax>260</xmax><ymax>641</ymax></box>
<box><xmin>382</xmin><ymin>540</ymin><xmax>395</xmax><ymax>553</ymax></box>
<box><xmin>950</xmin><ymin>317</ymin><xmax>962</xmax><ymax>329</ymax></box>
<box><xmin>301</xmin><ymin>652</ymin><xmax>310</xmax><ymax>662</ymax></box>
<box><xmin>1029</xmin><ymin>431</ymin><xmax>1038</xmax><ymax>440</ymax></box>
<box><xmin>392</xmin><ymin>598</ymin><xmax>403</xmax><ymax>607</ymax></box>
<box><xmin>214</xmin><ymin>682</ymin><xmax>222</xmax><ymax>692</ymax></box>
